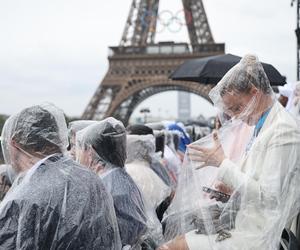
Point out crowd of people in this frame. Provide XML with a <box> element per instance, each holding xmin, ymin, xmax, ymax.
<box><xmin>0</xmin><ymin>54</ymin><xmax>299</xmax><ymax>249</ymax></box>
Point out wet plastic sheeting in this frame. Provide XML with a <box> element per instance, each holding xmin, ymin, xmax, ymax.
<box><xmin>126</xmin><ymin>134</ymin><xmax>172</xmax><ymax>209</ymax></box>
<box><xmin>76</xmin><ymin>118</ymin><xmax>126</xmax><ymax>168</ymax></box>
<box><xmin>67</xmin><ymin>120</ymin><xmax>96</xmax><ymax>158</ymax></box>
<box><xmin>126</xmin><ymin>134</ymin><xmax>172</xmax><ymax>244</ymax></box>
<box><xmin>162</xmin><ymin>55</ymin><xmax>300</xmax><ymax>249</ymax></box>
<box><xmin>150</xmin><ymin>155</ymin><xmax>173</xmax><ymax>187</ymax></box>
<box><xmin>1</xmin><ymin>103</ymin><xmax>68</xmax><ymax>167</ymax></box>
<box><xmin>0</xmin><ymin>155</ymin><xmax>122</xmax><ymax>249</ymax></box>
<box><xmin>101</xmin><ymin>167</ymin><xmax>148</xmax><ymax>247</ymax></box>
<box><xmin>75</xmin><ymin>118</ymin><xmax>148</xmax><ymax>247</ymax></box>
<box><xmin>0</xmin><ymin>165</ymin><xmax>13</xmax><ymax>201</ymax></box>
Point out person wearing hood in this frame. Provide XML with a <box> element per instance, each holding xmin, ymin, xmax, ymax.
<box><xmin>0</xmin><ymin>104</ymin><xmax>121</xmax><ymax>249</ymax></box>
<box><xmin>67</xmin><ymin>120</ymin><xmax>95</xmax><ymax>159</ymax></box>
<box><xmin>163</xmin><ymin>131</ymin><xmax>182</xmax><ymax>185</ymax></box>
<box><xmin>126</xmin><ymin>124</ymin><xmax>173</xmax><ymax>188</ymax></box>
<box><xmin>126</xmin><ymin>125</ymin><xmax>176</xmax><ymax>223</ymax></box>
<box><xmin>126</xmin><ymin>134</ymin><xmax>173</xmax><ymax>244</ymax></box>
<box><xmin>75</xmin><ymin>117</ymin><xmax>148</xmax><ymax>248</ymax></box>
<box><xmin>159</xmin><ymin>55</ymin><xmax>300</xmax><ymax>249</ymax></box>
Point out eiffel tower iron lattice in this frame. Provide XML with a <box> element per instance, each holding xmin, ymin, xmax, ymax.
<box><xmin>82</xmin><ymin>0</ymin><xmax>225</xmax><ymax>125</ymax></box>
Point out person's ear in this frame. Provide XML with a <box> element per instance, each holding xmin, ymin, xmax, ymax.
<box><xmin>87</xmin><ymin>147</ymin><xmax>95</xmax><ymax>164</ymax></box>
<box><xmin>250</xmin><ymin>86</ymin><xmax>258</xmax><ymax>95</ymax></box>
<box><xmin>10</xmin><ymin>139</ymin><xmax>20</xmax><ymax>150</ymax></box>
<box><xmin>88</xmin><ymin>148</ymin><xmax>93</xmax><ymax>159</ymax></box>
<box><xmin>11</xmin><ymin>140</ymin><xmax>29</xmax><ymax>155</ymax></box>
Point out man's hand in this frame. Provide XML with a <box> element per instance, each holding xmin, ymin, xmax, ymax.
<box><xmin>214</xmin><ymin>181</ymin><xmax>233</xmax><ymax>195</ymax></box>
<box><xmin>188</xmin><ymin>131</ymin><xmax>225</xmax><ymax>169</ymax></box>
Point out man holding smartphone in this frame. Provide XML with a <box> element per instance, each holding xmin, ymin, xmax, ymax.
<box><xmin>159</xmin><ymin>54</ymin><xmax>300</xmax><ymax>250</ymax></box>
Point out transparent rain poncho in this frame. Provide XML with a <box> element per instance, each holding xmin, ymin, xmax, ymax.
<box><xmin>67</xmin><ymin>120</ymin><xmax>96</xmax><ymax>159</ymax></box>
<box><xmin>126</xmin><ymin>134</ymin><xmax>172</xmax><ymax>244</ymax></box>
<box><xmin>75</xmin><ymin>117</ymin><xmax>127</xmax><ymax>171</ymax></box>
<box><xmin>163</xmin><ymin>131</ymin><xmax>182</xmax><ymax>185</ymax></box>
<box><xmin>161</xmin><ymin>55</ymin><xmax>300</xmax><ymax>250</ymax></box>
<box><xmin>0</xmin><ymin>164</ymin><xmax>13</xmax><ymax>201</ymax></box>
<box><xmin>152</xmin><ymin>131</ymin><xmax>177</xmax><ymax>189</ymax></box>
<box><xmin>1</xmin><ymin>103</ymin><xmax>69</xmax><ymax>167</ymax></box>
<box><xmin>0</xmin><ymin>104</ymin><xmax>121</xmax><ymax>249</ymax></box>
<box><xmin>75</xmin><ymin>117</ymin><xmax>148</xmax><ymax>248</ymax></box>
<box><xmin>126</xmin><ymin>134</ymin><xmax>172</xmax><ymax>208</ymax></box>
<box><xmin>150</xmin><ymin>151</ymin><xmax>174</xmax><ymax>188</ymax></box>
<box><xmin>126</xmin><ymin>125</ymin><xmax>174</xmax><ymax>188</ymax></box>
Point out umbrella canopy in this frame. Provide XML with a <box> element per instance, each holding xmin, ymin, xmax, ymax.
<box><xmin>170</xmin><ymin>54</ymin><xmax>286</xmax><ymax>86</ymax></box>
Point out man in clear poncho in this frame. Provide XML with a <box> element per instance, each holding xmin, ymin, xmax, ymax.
<box><xmin>163</xmin><ymin>131</ymin><xmax>183</xmax><ymax>185</ymax></box>
<box><xmin>0</xmin><ymin>104</ymin><xmax>121</xmax><ymax>249</ymax></box>
<box><xmin>126</xmin><ymin>124</ymin><xmax>173</xmax><ymax>188</ymax></box>
<box><xmin>159</xmin><ymin>54</ymin><xmax>300</xmax><ymax>249</ymax></box>
<box><xmin>75</xmin><ymin>118</ymin><xmax>148</xmax><ymax>248</ymax></box>
<box><xmin>126</xmin><ymin>134</ymin><xmax>172</xmax><ymax>212</ymax></box>
<box><xmin>126</xmin><ymin>134</ymin><xmax>173</xmax><ymax>244</ymax></box>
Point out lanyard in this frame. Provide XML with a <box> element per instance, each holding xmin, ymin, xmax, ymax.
<box><xmin>245</xmin><ymin>108</ymin><xmax>271</xmax><ymax>153</ymax></box>
<box><xmin>253</xmin><ymin>108</ymin><xmax>271</xmax><ymax>137</ymax></box>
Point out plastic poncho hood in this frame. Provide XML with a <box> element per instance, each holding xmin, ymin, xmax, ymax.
<box><xmin>67</xmin><ymin>120</ymin><xmax>96</xmax><ymax>157</ymax></box>
<box><xmin>126</xmin><ymin>134</ymin><xmax>156</xmax><ymax>164</ymax></box>
<box><xmin>162</xmin><ymin>55</ymin><xmax>300</xmax><ymax>250</ymax></box>
<box><xmin>1</xmin><ymin>103</ymin><xmax>68</xmax><ymax>171</ymax></box>
<box><xmin>76</xmin><ymin>117</ymin><xmax>127</xmax><ymax>168</ymax></box>
<box><xmin>0</xmin><ymin>104</ymin><xmax>122</xmax><ymax>249</ymax></box>
<box><xmin>76</xmin><ymin>118</ymin><xmax>148</xmax><ymax>247</ymax></box>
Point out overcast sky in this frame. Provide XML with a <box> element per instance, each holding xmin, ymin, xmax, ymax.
<box><xmin>0</xmin><ymin>0</ymin><xmax>296</xmax><ymax>119</ymax></box>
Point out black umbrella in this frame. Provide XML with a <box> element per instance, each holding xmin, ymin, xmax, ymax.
<box><xmin>170</xmin><ymin>54</ymin><xmax>286</xmax><ymax>86</ymax></box>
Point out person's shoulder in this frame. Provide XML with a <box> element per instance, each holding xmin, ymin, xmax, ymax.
<box><xmin>267</xmin><ymin>102</ymin><xmax>300</xmax><ymax>144</ymax></box>
<box><xmin>0</xmin><ymin>157</ymin><xmax>107</xmax><ymax>212</ymax></box>
<box><xmin>34</xmin><ymin>156</ymin><xmax>104</xmax><ymax>192</ymax></box>
<box><xmin>62</xmin><ymin>158</ymin><xmax>106</xmax><ymax>188</ymax></box>
<box><xmin>104</xmin><ymin>168</ymin><xmax>140</xmax><ymax>192</ymax></box>
<box><xmin>54</xmin><ymin>156</ymin><xmax>98</xmax><ymax>179</ymax></box>
<box><xmin>271</xmin><ymin>102</ymin><xmax>299</xmax><ymax>130</ymax></box>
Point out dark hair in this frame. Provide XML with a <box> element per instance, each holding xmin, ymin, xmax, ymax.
<box><xmin>155</xmin><ymin>132</ymin><xmax>165</xmax><ymax>157</ymax></box>
<box><xmin>12</xmin><ymin>106</ymin><xmax>62</xmax><ymax>157</ymax></box>
<box><xmin>172</xmin><ymin>133</ymin><xmax>180</xmax><ymax>151</ymax></box>
<box><xmin>126</xmin><ymin>124</ymin><xmax>154</xmax><ymax>135</ymax></box>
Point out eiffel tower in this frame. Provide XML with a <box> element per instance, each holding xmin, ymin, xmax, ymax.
<box><xmin>82</xmin><ymin>0</ymin><xmax>225</xmax><ymax>125</ymax></box>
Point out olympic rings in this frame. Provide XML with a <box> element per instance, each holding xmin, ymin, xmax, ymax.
<box><xmin>139</xmin><ymin>9</ymin><xmax>193</xmax><ymax>34</ymax></box>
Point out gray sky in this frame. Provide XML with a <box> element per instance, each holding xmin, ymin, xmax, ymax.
<box><xmin>0</xmin><ymin>0</ymin><xmax>296</xmax><ymax>119</ymax></box>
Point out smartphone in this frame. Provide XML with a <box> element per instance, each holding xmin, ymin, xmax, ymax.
<box><xmin>202</xmin><ymin>186</ymin><xmax>230</xmax><ymax>203</ymax></box>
